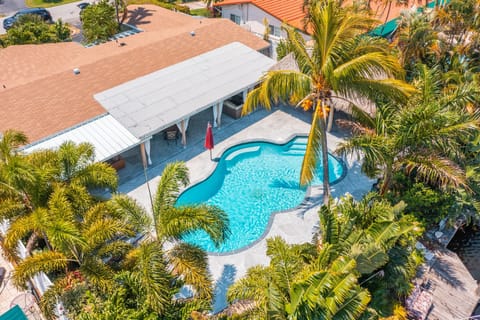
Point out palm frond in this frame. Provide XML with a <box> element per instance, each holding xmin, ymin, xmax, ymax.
<box><xmin>108</xmin><ymin>194</ymin><xmax>152</xmax><ymax>234</ymax></box>
<box><xmin>74</xmin><ymin>162</ymin><xmax>118</xmax><ymax>191</ymax></box>
<box><xmin>83</xmin><ymin>218</ymin><xmax>133</xmax><ymax>251</ymax></box>
<box><xmin>13</xmin><ymin>251</ymin><xmax>68</xmax><ymax>288</ymax></box>
<box><xmin>343</xmin><ymin>78</ymin><xmax>416</xmax><ymax>104</ymax></box>
<box><xmin>243</xmin><ymin>70</ymin><xmax>311</xmax><ymax>114</ymax></box>
<box><xmin>0</xmin><ymin>129</ymin><xmax>28</xmax><ymax>162</ymax></box>
<box><xmin>160</xmin><ymin>205</ymin><xmax>229</xmax><ymax>247</ymax></box>
<box><xmin>401</xmin><ymin>154</ymin><xmax>468</xmax><ymax>190</ymax></box>
<box><xmin>124</xmin><ymin>242</ymin><xmax>172</xmax><ymax>314</ymax></box>
<box><xmin>80</xmin><ymin>258</ymin><xmax>116</xmax><ymax>292</ymax></box>
<box><xmin>167</xmin><ymin>242</ymin><xmax>213</xmax><ymax>299</ymax></box>
<box><xmin>266</xmin><ymin>237</ymin><xmax>306</xmax><ymax>293</ymax></box>
<box><xmin>153</xmin><ymin>162</ymin><xmax>189</xmax><ymax>215</ymax></box>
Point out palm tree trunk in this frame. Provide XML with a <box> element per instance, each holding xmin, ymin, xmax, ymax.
<box><xmin>321</xmin><ymin>100</ymin><xmax>331</xmax><ymax>204</ymax></box>
<box><xmin>379</xmin><ymin>166</ymin><xmax>392</xmax><ymax>196</ymax></box>
<box><xmin>25</xmin><ymin>232</ymin><xmax>39</xmax><ymax>256</ymax></box>
<box><xmin>327</xmin><ymin>106</ymin><xmax>335</xmax><ymax>132</ymax></box>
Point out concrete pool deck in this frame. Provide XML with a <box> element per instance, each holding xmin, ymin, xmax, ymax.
<box><xmin>122</xmin><ymin>106</ymin><xmax>375</xmax><ymax>311</ymax></box>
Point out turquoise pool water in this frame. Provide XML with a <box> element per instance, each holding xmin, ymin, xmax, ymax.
<box><xmin>176</xmin><ymin>136</ymin><xmax>345</xmax><ymax>253</ymax></box>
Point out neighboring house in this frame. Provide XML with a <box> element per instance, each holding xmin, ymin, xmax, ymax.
<box><xmin>214</xmin><ymin>0</ymin><xmax>424</xmax><ymax>59</ymax></box>
<box><xmin>0</xmin><ymin>4</ymin><xmax>273</xmax><ymax>169</ymax></box>
<box><xmin>214</xmin><ymin>0</ymin><xmax>308</xmax><ymax>59</ymax></box>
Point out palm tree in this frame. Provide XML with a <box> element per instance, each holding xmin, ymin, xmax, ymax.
<box><xmin>396</xmin><ymin>10</ymin><xmax>441</xmax><ymax>71</ymax></box>
<box><xmin>115</xmin><ymin>162</ymin><xmax>230</xmax><ymax>301</ymax></box>
<box><xmin>0</xmin><ymin>140</ymin><xmax>118</xmax><ymax>262</ymax></box>
<box><xmin>8</xmin><ymin>190</ymin><xmax>146</xmax><ymax>319</ymax></box>
<box><xmin>243</xmin><ymin>0</ymin><xmax>413</xmax><ymax>204</ymax></box>
<box><xmin>53</xmin><ymin>141</ymin><xmax>117</xmax><ymax>190</ymax></box>
<box><xmin>0</xmin><ymin>129</ymin><xmax>28</xmax><ymax>163</ymax></box>
<box><xmin>337</xmin><ymin>64</ymin><xmax>480</xmax><ymax>195</ymax></box>
<box><xmin>315</xmin><ymin>194</ymin><xmax>424</xmax><ymax>316</ymax></box>
<box><xmin>227</xmin><ymin>237</ymin><xmax>371</xmax><ymax>319</ymax></box>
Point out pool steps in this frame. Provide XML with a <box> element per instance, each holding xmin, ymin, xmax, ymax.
<box><xmin>225</xmin><ymin>146</ymin><xmax>261</xmax><ymax>164</ymax></box>
<box><xmin>283</xmin><ymin>140</ymin><xmax>308</xmax><ymax>156</ymax></box>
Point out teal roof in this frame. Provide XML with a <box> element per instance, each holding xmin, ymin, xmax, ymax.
<box><xmin>370</xmin><ymin>17</ymin><xmax>399</xmax><ymax>38</ymax></box>
<box><xmin>369</xmin><ymin>0</ymin><xmax>451</xmax><ymax>38</ymax></box>
<box><xmin>0</xmin><ymin>305</ymin><xmax>28</xmax><ymax>320</ymax></box>
<box><xmin>426</xmin><ymin>0</ymin><xmax>450</xmax><ymax>8</ymax></box>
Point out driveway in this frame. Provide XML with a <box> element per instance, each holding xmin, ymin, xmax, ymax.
<box><xmin>0</xmin><ymin>0</ymin><xmax>89</xmax><ymax>34</ymax></box>
<box><xmin>0</xmin><ymin>0</ymin><xmax>25</xmax><ymax>16</ymax></box>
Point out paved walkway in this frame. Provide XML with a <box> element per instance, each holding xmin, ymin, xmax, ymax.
<box><xmin>182</xmin><ymin>1</ymin><xmax>206</xmax><ymax>10</ymax></box>
<box><xmin>0</xmin><ymin>247</ymin><xmax>43</xmax><ymax>319</ymax></box>
<box><xmin>122</xmin><ymin>106</ymin><xmax>375</xmax><ymax>312</ymax></box>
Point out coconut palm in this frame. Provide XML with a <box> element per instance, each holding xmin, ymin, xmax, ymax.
<box><xmin>337</xmin><ymin>64</ymin><xmax>480</xmax><ymax>195</ymax></box>
<box><xmin>242</xmin><ymin>0</ymin><xmax>414</xmax><ymax>204</ymax></box>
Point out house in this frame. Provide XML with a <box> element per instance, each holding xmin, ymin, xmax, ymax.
<box><xmin>213</xmin><ymin>0</ymin><xmax>424</xmax><ymax>59</ymax></box>
<box><xmin>0</xmin><ymin>5</ymin><xmax>274</xmax><ymax>170</ymax></box>
<box><xmin>214</xmin><ymin>0</ymin><xmax>309</xmax><ymax>59</ymax></box>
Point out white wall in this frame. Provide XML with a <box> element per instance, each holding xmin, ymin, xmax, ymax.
<box><xmin>220</xmin><ymin>3</ymin><xmax>310</xmax><ymax>60</ymax></box>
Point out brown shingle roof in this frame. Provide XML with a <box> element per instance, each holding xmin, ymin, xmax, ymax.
<box><xmin>0</xmin><ymin>5</ymin><xmax>268</xmax><ymax>143</ymax></box>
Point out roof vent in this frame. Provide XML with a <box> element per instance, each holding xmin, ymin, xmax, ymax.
<box><xmin>190</xmin><ymin>31</ymin><xmax>195</xmax><ymax>37</ymax></box>
<box><xmin>73</xmin><ymin>68</ymin><xmax>80</xmax><ymax>75</ymax></box>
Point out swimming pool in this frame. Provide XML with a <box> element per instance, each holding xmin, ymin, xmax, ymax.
<box><xmin>176</xmin><ymin>136</ymin><xmax>345</xmax><ymax>254</ymax></box>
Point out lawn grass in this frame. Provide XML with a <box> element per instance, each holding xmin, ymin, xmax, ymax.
<box><xmin>26</xmin><ymin>0</ymin><xmax>79</xmax><ymax>8</ymax></box>
<box><xmin>190</xmin><ymin>7</ymin><xmax>211</xmax><ymax>17</ymax></box>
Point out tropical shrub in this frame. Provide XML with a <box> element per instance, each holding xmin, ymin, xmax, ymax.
<box><xmin>228</xmin><ymin>195</ymin><xmax>423</xmax><ymax>319</ymax></box>
<box><xmin>6</xmin><ymin>15</ymin><xmax>71</xmax><ymax>45</ymax></box>
<box><xmin>81</xmin><ymin>0</ymin><xmax>118</xmax><ymax>44</ymax></box>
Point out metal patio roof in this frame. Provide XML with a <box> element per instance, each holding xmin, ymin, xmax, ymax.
<box><xmin>22</xmin><ymin>114</ymin><xmax>140</xmax><ymax>162</ymax></box>
<box><xmin>94</xmin><ymin>42</ymin><xmax>275</xmax><ymax>139</ymax></box>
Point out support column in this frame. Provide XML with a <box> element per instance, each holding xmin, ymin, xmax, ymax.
<box><xmin>242</xmin><ymin>89</ymin><xmax>248</xmax><ymax>105</ymax></box>
<box><xmin>144</xmin><ymin>138</ymin><xmax>152</xmax><ymax>165</ymax></box>
<box><xmin>215</xmin><ymin>102</ymin><xmax>223</xmax><ymax>127</ymax></box>
<box><xmin>176</xmin><ymin>118</ymin><xmax>190</xmax><ymax>147</ymax></box>
<box><xmin>212</xmin><ymin>104</ymin><xmax>218</xmax><ymax>128</ymax></box>
<box><xmin>140</xmin><ymin>143</ymin><xmax>147</xmax><ymax>168</ymax></box>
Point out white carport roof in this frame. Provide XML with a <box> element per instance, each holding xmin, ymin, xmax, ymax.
<box><xmin>22</xmin><ymin>115</ymin><xmax>140</xmax><ymax>162</ymax></box>
<box><xmin>94</xmin><ymin>42</ymin><xmax>276</xmax><ymax>140</ymax></box>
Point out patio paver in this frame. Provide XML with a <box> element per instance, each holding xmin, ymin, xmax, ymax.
<box><xmin>122</xmin><ymin>106</ymin><xmax>375</xmax><ymax>312</ymax></box>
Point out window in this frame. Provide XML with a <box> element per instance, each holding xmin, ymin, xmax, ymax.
<box><xmin>269</xmin><ymin>25</ymin><xmax>281</xmax><ymax>37</ymax></box>
<box><xmin>230</xmin><ymin>14</ymin><xmax>241</xmax><ymax>25</ymax></box>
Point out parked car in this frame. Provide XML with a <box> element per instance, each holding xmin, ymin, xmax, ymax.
<box><xmin>3</xmin><ymin>8</ymin><xmax>53</xmax><ymax>30</ymax></box>
<box><xmin>78</xmin><ymin>2</ymin><xmax>90</xmax><ymax>21</ymax></box>
<box><xmin>77</xmin><ymin>2</ymin><xmax>90</xmax><ymax>10</ymax></box>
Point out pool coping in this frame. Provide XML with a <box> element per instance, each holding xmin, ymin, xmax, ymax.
<box><xmin>179</xmin><ymin>133</ymin><xmax>348</xmax><ymax>256</ymax></box>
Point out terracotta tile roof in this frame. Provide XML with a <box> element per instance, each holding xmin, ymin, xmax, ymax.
<box><xmin>214</xmin><ymin>0</ymin><xmax>418</xmax><ymax>32</ymax></box>
<box><xmin>0</xmin><ymin>5</ymin><xmax>268</xmax><ymax>143</ymax></box>
<box><xmin>214</xmin><ymin>0</ymin><xmax>306</xmax><ymax>30</ymax></box>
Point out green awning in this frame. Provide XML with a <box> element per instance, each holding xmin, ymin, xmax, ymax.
<box><xmin>370</xmin><ymin>17</ymin><xmax>400</xmax><ymax>38</ymax></box>
<box><xmin>426</xmin><ymin>0</ymin><xmax>450</xmax><ymax>8</ymax></box>
<box><xmin>0</xmin><ymin>305</ymin><xmax>28</xmax><ymax>320</ymax></box>
<box><xmin>369</xmin><ymin>0</ymin><xmax>451</xmax><ymax>38</ymax></box>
